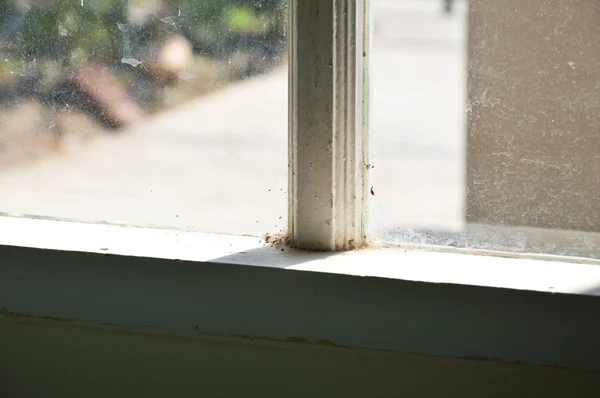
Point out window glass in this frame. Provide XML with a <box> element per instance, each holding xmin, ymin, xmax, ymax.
<box><xmin>371</xmin><ymin>0</ymin><xmax>600</xmax><ymax>259</ymax></box>
<box><xmin>0</xmin><ymin>0</ymin><xmax>287</xmax><ymax>236</ymax></box>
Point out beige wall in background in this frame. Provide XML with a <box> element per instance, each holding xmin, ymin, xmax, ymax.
<box><xmin>467</xmin><ymin>0</ymin><xmax>600</xmax><ymax>231</ymax></box>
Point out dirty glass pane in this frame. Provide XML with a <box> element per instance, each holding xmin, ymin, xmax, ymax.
<box><xmin>371</xmin><ymin>0</ymin><xmax>600</xmax><ymax>259</ymax></box>
<box><xmin>0</xmin><ymin>0</ymin><xmax>287</xmax><ymax>236</ymax></box>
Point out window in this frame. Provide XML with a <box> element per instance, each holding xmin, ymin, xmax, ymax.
<box><xmin>2</xmin><ymin>0</ymin><xmax>600</xmax><ymax>260</ymax></box>
<box><xmin>371</xmin><ymin>0</ymin><xmax>466</xmax><ymax>235</ymax></box>
<box><xmin>3</xmin><ymin>0</ymin><xmax>600</xmax><ymax>378</ymax></box>
<box><xmin>0</xmin><ymin>0</ymin><xmax>288</xmax><ymax>236</ymax></box>
<box><xmin>371</xmin><ymin>0</ymin><xmax>600</xmax><ymax>260</ymax></box>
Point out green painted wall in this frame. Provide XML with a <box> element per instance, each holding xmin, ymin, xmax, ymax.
<box><xmin>2</xmin><ymin>317</ymin><xmax>600</xmax><ymax>398</ymax></box>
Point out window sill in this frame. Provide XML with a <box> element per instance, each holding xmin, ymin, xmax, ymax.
<box><xmin>1</xmin><ymin>215</ymin><xmax>599</xmax><ymax>296</ymax></box>
<box><xmin>2</xmin><ymin>215</ymin><xmax>600</xmax><ymax>372</ymax></box>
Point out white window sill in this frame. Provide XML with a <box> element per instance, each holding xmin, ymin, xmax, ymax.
<box><xmin>3</xmin><ymin>214</ymin><xmax>600</xmax><ymax>372</ymax></box>
<box><xmin>1</xmin><ymin>215</ymin><xmax>599</xmax><ymax>297</ymax></box>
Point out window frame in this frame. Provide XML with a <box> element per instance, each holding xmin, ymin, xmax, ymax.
<box><xmin>2</xmin><ymin>0</ymin><xmax>600</xmax><ymax>374</ymax></box>
<box><xmin>288</xmin><ymin>0</ymin><xmax>370</xmax><ymax>250</ymax></box>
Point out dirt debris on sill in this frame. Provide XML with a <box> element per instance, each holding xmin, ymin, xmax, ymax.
<box><xmin>263</xmin><ymin>230</ymin><xmax>293</xmax><ymax>251</ymax></box>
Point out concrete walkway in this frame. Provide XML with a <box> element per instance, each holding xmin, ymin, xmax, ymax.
<box><xmin>0</xmin><ymin>0</ymin><xmax>467</xmax><ymax>237</ymax></box>
<box><xmin>371</xmin><ymin>0</ymin><xmax>466</xmax><ymax>234</ymax></box>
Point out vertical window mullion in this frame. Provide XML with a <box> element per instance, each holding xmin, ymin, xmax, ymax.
<box><xmin>289</xmin><ymin>0</ymin><xmax>370</xmax><ymax>251</ymax></box>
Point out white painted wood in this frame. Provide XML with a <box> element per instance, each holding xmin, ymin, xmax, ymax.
<box><xmin>4</xmin><ymin>217</ymin><xmax>600</xmax><ymax>373</ymax></box>
<box><xmin>289</xmin><ymin>0</ymin><xmax>371</xmax><ymax>251</ymax></box>
<box><xmin>3</xmin><ymin>215</ymin><xmax>600</xmax><ymax>296</ymax></box>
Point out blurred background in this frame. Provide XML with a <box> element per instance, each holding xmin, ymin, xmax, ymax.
<box><xmin>4</xmin><ymin>0</ymin><xmax>597</xmax><ymax>259</ymax></box>
<box><xmin>0</xmin><ymin>0</ymin><xmax>286</xmax><ymax>167</ymax></box>
<box><xmin>0</xmin><ymin>0</ymin><xmax>290</xmax><ymax>236</ymax></box>
<box><xmin>0</xmin><ymin>0</ymin><xmax>468</xmax><ymax>240</ymax></box>
<box><xmin>371</xmin><ymin>0</ymin><xmax>466</xmax><ymax>235</ymax></box>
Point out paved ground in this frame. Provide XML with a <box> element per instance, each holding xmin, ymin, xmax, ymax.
<box><xmin>372</xmin><ymin>0</ymin><xmax>466</xmax><ymax>233</ymax></box>
<box><xmin>0</xmin><ymin>0</ymin><xmax>467</xmax><ymax>237</ymax></box>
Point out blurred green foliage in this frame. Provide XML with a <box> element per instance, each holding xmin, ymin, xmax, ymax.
<box><xmin>0</xmin><ymin>0</ymin><xmax>286</xmax><ymax>77</ymax></box>
<box><xmin>179</xmin><ymin>0</ymin><xmax>286</xmax><ymax>57</ymax></box>
<box><xmin>18</xmin><ymin>0</ymin><xmax>124</xmax><ymax>69</ymax></box>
